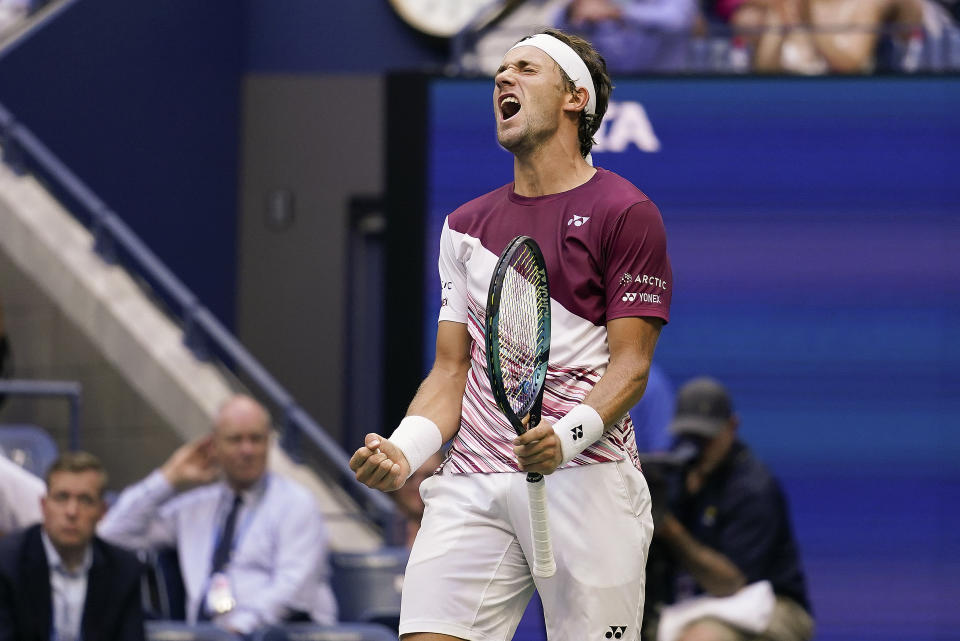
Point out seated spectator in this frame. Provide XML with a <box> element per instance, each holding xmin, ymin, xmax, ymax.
<box><xmin>729</xmin><ymin>0</ymin><xmax>924</xmax><ymax>74</ymax></box>
<box><xmin>0</xmin><ymin>449</ymin><xmax>45</xmax><ymax>536</ymax></box>
<box><xmin>0</xmin><ymin>451</ymin><xmax>145</xmax><ymax>641</ymax></box>
<box><xmin>99</xmin><ymin>395</ymin><xmax>337</xmax><ymax>637</ymax></box>
<box><xmin>462</xmin><ymin>0</ymin><xmax>572</xmax><ymax>74</ymax></box>
<box><xmin>557</xmin><ymin>0</ymin><xmax>702</xmax><ymax>72</ymax></box>
<box><xmin>646</xmin><ymin>377</ymin><xmax>813</xmax><ymax>641</ymax></box>
<box><xmin>919</xmin><ymin>0</ymin><xmax>960</xmax><ymax>70</ymax></box>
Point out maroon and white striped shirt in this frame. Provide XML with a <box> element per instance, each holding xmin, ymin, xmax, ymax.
<box><xmin>438</xmin><ymin>168</ymin><xmax>672</xmax><ymax>474</ymax></box>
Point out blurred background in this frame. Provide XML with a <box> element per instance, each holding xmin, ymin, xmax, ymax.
<box><xmin>0</xmin><ymin>0</ymin><xmax>957</xmax><ymax>640</ymax></box>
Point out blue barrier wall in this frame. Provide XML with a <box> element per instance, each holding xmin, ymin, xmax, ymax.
<box><xmin>242</xmin><ymin>0</ymin><xmax>445</xmax><ymax>73</ymax></box>
<box><xmin>0</xmin><ymin>0</ymin><xmax>244</xmax><ymax>326</ymax></box>
<box><xmin>423</xmin><ymin>76</ymin><xmax>960</xmax><ymax>640</ymax></box>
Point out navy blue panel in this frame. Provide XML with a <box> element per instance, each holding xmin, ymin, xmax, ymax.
<box><xmin>423</xmin><ymin>76</ymin><xmax>960</xmax><ymax>639</ymax></box>
<box><xmin>242</xmin><ymin>0</ymin><xmax>445</xmax><ymax>73</ymax></box>
<box><xmin>0</xmin><ymin>0</ymin><xmax>243</xmax><ymax>327</ymax></box>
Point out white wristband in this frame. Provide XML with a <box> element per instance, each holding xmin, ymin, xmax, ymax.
<box><xmin>388</xmin><ymin>415</ymin><xmax>443</xmax><ymax>479</ymax></box>
<box><xmin>552</xmin><ymin>404</ymin><xmax>605</xmax><ymax>466</ymax></box>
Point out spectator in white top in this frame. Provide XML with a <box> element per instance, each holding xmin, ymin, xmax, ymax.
<box><xmin>99</xmin><ymin>395</ymin><xmax>337</xmax><ymax>636</ymax></box>
<box><xmin>0</xmin><ymin>450</ymin><xmax>44</xmax><ymax>536</ymax></box>
<box><xmin>557</xmin><ymin>0</ymin><xmax>702</xmax><ymax>72</ymax></box>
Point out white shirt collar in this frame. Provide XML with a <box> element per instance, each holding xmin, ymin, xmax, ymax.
<box><xmin>221</xmin><ymin>472</ymin><xmax>269</xmax><ymax>506</ymax></box>
<box><xmin>40</xmin><ymin>529</ymin><xmax>93</xmax><ymax>577</ymax></box>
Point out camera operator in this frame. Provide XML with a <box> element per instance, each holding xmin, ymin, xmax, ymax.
<box><xmin>643</xmin><ymin>377</ymin><xmax>814</xmax><ymax>641</ymax></box>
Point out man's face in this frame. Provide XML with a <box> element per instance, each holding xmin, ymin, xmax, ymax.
<box><xmin>41</xmin><ymin>470</ymin><xmax>105</xmax><ymax>551</ymax></box>
<box><xmin>494</xmin><ymin>46</ymin><xmax>568</xmax><ymax>155</ymax></box>
<box><xmin>212</xmin><ymin>409</ymin><xmax>269</xmax><ymax>490</ymax></box>
<box><xmin>696</xmin><ymin>428</ymin><xmax>735</xmax><ymax>474</ymax></box>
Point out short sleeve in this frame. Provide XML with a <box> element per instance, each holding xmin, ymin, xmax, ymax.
<box><xmin>603</xmin><ymin>200</ymin><xmax>672</xmax><ymax>323</ymax></box>
<box><xmin>437</xmin><ymin>217</ymin><xmax>468</xmax><ymax>324</ymax></box>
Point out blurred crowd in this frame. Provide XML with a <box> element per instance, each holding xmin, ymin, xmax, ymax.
<box><xmin>460</xmin><ymin>0</ymin><xmax>960</xmax><ymax>74</ymax></box>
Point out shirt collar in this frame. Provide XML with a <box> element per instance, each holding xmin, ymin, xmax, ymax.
<box><xmin>40</xmin><ymin>529</ymin><xmax>93</xmax><ymax>576</ymax></box>
<box><xmin>221</xmin><ymin>472</ymin><xmax>269</xmax><ymax>506</ymax></box>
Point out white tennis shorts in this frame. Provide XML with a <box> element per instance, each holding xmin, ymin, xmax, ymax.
<box><xmin>399</xmin><ymin>459</ymin><xmax>654</xmax><ymax>641</ymax></box>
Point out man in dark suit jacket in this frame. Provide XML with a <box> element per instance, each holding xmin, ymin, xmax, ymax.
<box><xmin>0</xmin><ymin>451</ymin><xmax>145</xmax><ymax>641</ymax></box>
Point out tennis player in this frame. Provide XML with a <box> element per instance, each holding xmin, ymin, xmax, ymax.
<box><xmin>350</xmin><ymin>28</ymin><xmax>672</xmax><ymax>641</ymax></box>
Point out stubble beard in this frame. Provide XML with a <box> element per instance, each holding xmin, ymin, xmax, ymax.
<box><xmin>496</xmin><ymin>111</ymin><xmax>557</xmax><ymax>158</ymax></box>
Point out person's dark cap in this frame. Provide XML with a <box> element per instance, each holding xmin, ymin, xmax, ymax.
<box><xmin>668</xmin><ymin>377</ymin><xmax>734</xmax><ymax>438</ymax></box>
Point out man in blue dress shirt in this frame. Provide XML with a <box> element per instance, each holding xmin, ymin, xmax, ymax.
<box><xmin>99</xmin><ymin>395</ymin><xmax>337</xmax><ymax>636</ymax></box>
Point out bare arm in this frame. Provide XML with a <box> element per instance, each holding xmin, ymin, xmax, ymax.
<box><xmin>406</xmin><ymin>320</ymin><xmax>473</xmax><ymax>439</ymax></box>
<box><xmin>657</xmin><ymin>513</ymin><xmax>747</xmax><ymax>596</ymax></box>
<box><xmin>514</xmin><ymin>316</ymin><xmax>663</xmax><ymax>474</ymax></box>
<box><xmin>582</xmin><ymin>316</ymin><xmax>663</xmax><ymax>424</ymax></box>
<box><xmin>350</xmin><ymin>320</ymin><xmax>471</xmax><ymax>491</ymax></box>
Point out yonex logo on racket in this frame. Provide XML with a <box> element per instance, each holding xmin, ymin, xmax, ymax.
<box><xmin>567</xmin><ymin>214</ymin><xmax>590</xmax><ymax>227</ymax></box>
<box><xmin>605</xmin><ymin>626</ymin><xmax>628</xmax><ymax>639</ymax></box>
<box><xmin>571</xmin><ymin>425</ymin><xmax>583</xmax><ymax>440</ymax></box>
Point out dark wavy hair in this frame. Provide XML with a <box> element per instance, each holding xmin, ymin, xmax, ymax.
<box><xmin>521</xmin><ymin>28</ymin><xmax>613</xmax><ymax>159</ymax></box>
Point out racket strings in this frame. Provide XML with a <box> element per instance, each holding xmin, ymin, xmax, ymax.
<box><xmin>497</xmin><ymin>247</ymin><xmax>548</xmax><ymax>416</ymax></box>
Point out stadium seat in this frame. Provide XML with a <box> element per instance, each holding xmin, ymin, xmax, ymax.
<box><xmin>330</xmin><ymin>547</ymin><xmax>409</xmax><ymax>628</ymax></box>
<box><xmin>0</xmin><ymin>423</ymin><xmax>58</xmax><ymax>477</ymax></box>
<box><xmin>140</xmin><ymin>547</ymin><xmax>187</xmax><ymax>621</ymax></box>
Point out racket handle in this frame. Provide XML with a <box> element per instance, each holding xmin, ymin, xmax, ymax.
<box><xmin>526</xmin><ymin>473</ymin><xmax>556</xmax><ymax>578</ymax></box>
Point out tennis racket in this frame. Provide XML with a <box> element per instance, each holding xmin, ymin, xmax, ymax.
<box><xmin>484</xmin><ymin>235</ymin><xmax>555</xmax><ymax>578</ymax></box>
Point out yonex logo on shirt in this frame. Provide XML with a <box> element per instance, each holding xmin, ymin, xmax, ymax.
<box><xmin>605</xmin><ymin>626</ymin><xmax>628</xmax><ymax>639</ymax></box>
<box><xmin>567</xmin><ymin>214</ymin><xmax>590</xmax><ymax>227</ymax></box>
<box><xmin>622</xmin><ymin>292</ymin><xmax>662</xmax><ymax>304</ymax></box>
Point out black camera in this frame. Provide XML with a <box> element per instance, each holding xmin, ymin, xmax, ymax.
<box><xmin>639</xmin><ymin>438</ymin><xmax>699</xmax><ymax>508</ymax></box>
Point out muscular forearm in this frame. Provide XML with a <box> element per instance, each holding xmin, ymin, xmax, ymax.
<box><xmin>659</xmin><ymin>514</ymin><xmax>746</xmax><ymax>596</ymax></box>
<box><xmin>406</xmin><ymin>361</ymin><xmax>469</xmax><ymax>442</ymax></box>
<box><xmin>583</xmin><ymin>354</ymin><xmax>650</xmax><ymax>428</ymax></box>
<box><xmin>582</xmin><ymin>316</ymin><xmax>662</xmax><ymax>428</ymax></box>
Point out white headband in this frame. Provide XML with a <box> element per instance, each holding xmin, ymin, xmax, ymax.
<box><xmin>509</xmin><ymin>34</ymin><xmax>597</xmax><ymax>116</ymax></box>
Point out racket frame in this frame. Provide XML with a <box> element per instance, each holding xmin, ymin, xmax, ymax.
<box><xmin>484</xmin><ymin>235</ymin><xmax>556</xmax><ymax>577</ymax></box>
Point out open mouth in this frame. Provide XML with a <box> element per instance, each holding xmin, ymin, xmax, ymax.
<box><xmin>500</xmin><ymin>96</ymin><xmax>521</xmax><ymax>121</ymax></box>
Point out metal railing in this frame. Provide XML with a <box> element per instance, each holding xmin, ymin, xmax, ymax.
<box><xmin>0</xmin><ymin>101</ymin><xmax>397</xmax><ymax>534</ymax></box>
<box><xmin>0</xmin><ymin>378</ymin><xmax>81</xmax><ymax>449</ymax></box>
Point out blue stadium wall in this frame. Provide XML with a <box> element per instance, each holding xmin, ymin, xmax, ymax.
<box><xmin>420</xmin><ymin>76</ymin><xmax>960</xmax><ymax>640</ymax></box>
<box><xmin>0</xmin><ymin>0</ymin><xmax>443</xmax><ymax>327</ymax></box>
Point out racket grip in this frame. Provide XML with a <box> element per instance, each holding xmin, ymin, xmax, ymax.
<box><xmin>526</xmin><ymin>473</ymin><xmax>556</xmax><ymax>578</ymax></box>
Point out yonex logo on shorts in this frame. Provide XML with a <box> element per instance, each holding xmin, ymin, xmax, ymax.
<box><xmin>571</xmin><ymin>425</ymin><xmax>583</xmax><ymax>440</ymax></box>
<box><xmin>567</xmin><ymin>214</ymin><xmax>590</xmax><ymax>227</ymax></box>
<box><xmin>605</xmin><ymin>626</ymin><xmax>627</xmax><ymax>639</ymax></box>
